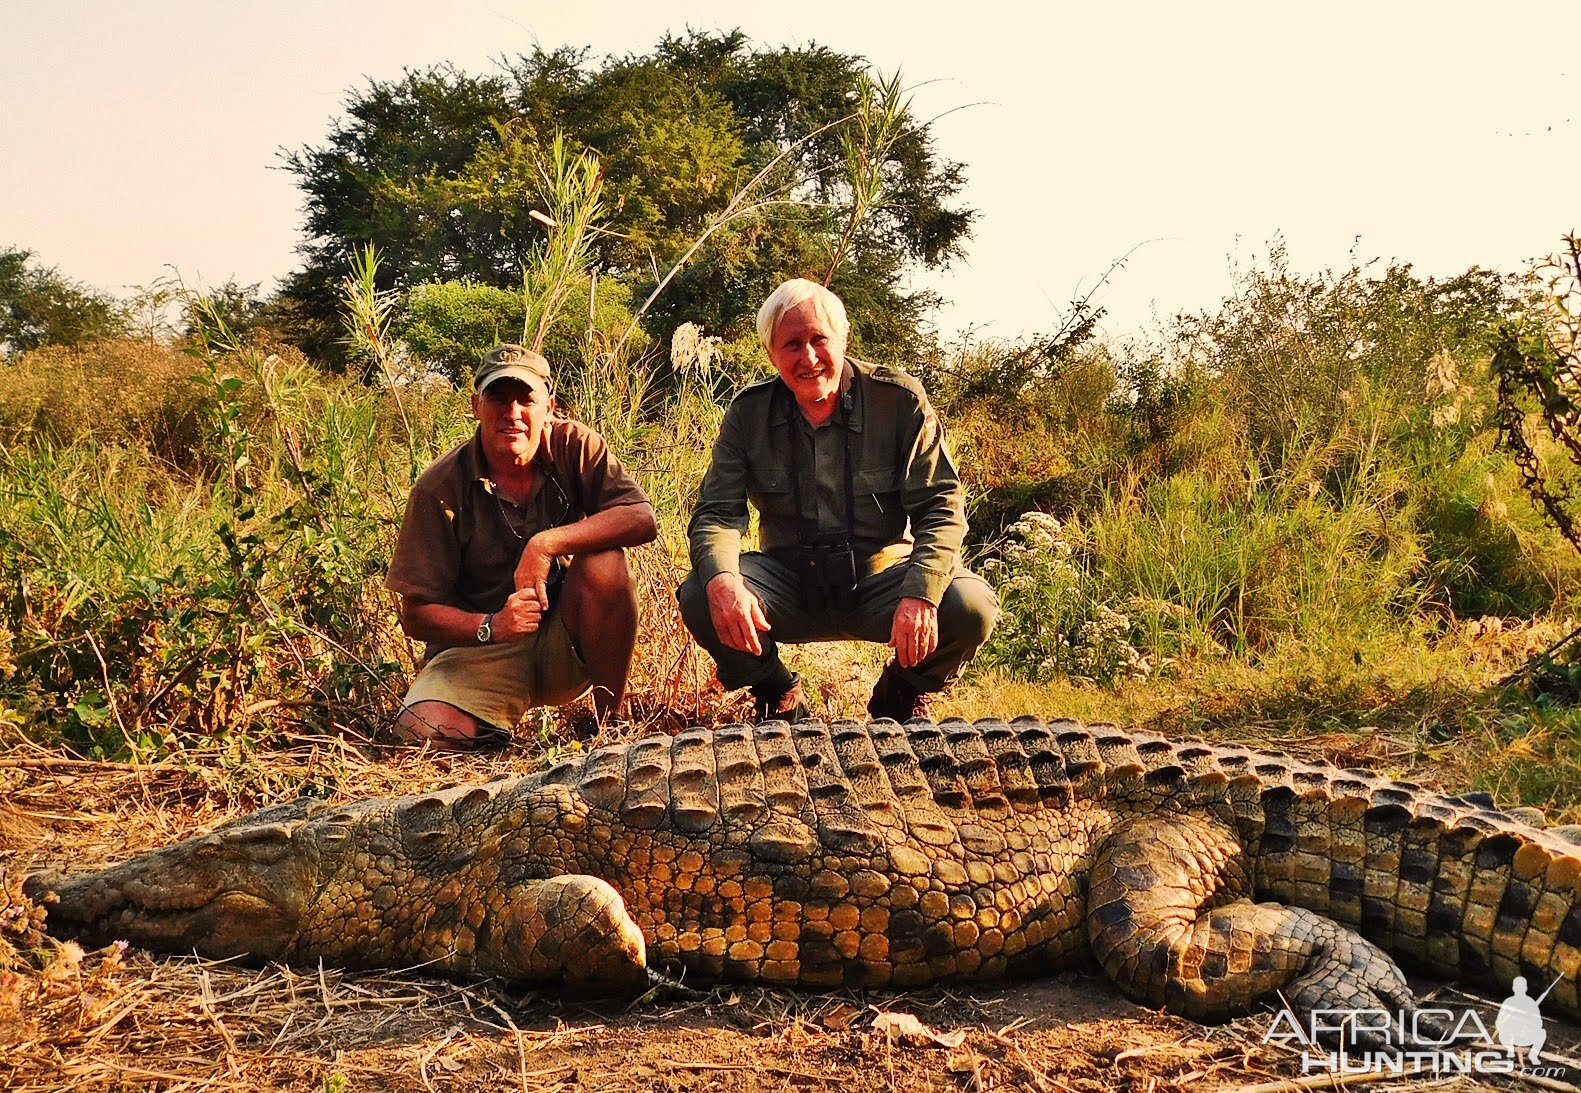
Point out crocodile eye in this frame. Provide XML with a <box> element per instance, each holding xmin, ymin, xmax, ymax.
<box><xmin>193</xmin><ymin>837</ymin><xmax>222</xmax><ymax>860</ymax></box>
<box><xmin>218</xmin><ymin>824</ymin><xmax>296</xmax><ymax>863</ymax></box>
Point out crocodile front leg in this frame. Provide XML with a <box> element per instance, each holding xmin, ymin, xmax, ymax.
<box><xmin>1086</xmin><ymin>814</ymin><xmax>1440</xmax><ymax>1048</ymax></box>
<box><xmin>468</xmin><ymin>874</ymin><xmax>648</xmax><ymax>993</ymax></box>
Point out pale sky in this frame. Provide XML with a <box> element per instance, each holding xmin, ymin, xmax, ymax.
<box><xmin>2</xmin><ymin>1</ymin><xmax>1576</xmax><ymax>343</ymax></box>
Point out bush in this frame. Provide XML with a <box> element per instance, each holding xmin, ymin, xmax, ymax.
<box><xmin>398</xmin><ymin>281</ymin><xmax>524</xmax><ymax>380</ymax></box>
<box><xmin>0</xmin><ymin>343</ymin><xmax>470</xmax><ymax>754</ymax></box>
<box><xmin>947</xmin><ymin>249</ymin><xmax>1581</xmax><ymax>705</ymax></box>
<box><xmin>398</xmin><ymin>276</ymin><xmax>646</xmax><ymax>383</ymax></box>
<box><xmin>977</xmin><ymin>513</ymin><xmax>1151</xmax><ymax>686</ymax></box>
<box><xmin>1173</xmin><ymin>243</ymin><xmax>1517</xmax><ymax>468</ymax></box>
<box><xmin>0</xmin><ymin>339</ymin><xmax>211</xmax><ymax>465</ymax></box>
<box><xmin>0</xmin><ymin>247</ymin><xmax>125</xmax><ymax>354</ymax></box>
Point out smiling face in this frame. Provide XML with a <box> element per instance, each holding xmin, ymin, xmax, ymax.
<box><xmin>767</xmin><ymin>297</ymin><xmax>848</xmax><ymax>418</ymax></box>
<box><xmin>472</xmin><ymin>376</ymin><xmax>553</xmax><ymax>470</ymax></box>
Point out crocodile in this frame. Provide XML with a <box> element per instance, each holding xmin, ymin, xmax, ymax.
<box><xmin>23</xmin><ymin>718</ymin><xmax>1581</xmax><ymax>1040</ymax></box>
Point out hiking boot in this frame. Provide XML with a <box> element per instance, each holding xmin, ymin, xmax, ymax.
<box><xmin>866</xmin><ymin>666</ymin><xmax>933</xmax><ymax>723</ymax></box>
<box><xmin>752</xmin><ymin>673</ymin><xmax>809</xmax><ymax>723</ymax></box>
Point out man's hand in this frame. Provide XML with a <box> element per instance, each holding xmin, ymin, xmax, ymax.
<box><xmin>492</xmin><ymin>585</ymin><xmax>549</xmax><ymax>641</ymax></box>
<box><xmin>706</xmin><ymin>573</ymin><xmax>771</xmax><ymax>656</ymax></box>
<box><xmin>514</xmin><ymin>537</ymin><xmax>555</xmax><ymax>598</ymax></box>
<box><xmin>889</xmin><ymin>596</ymin><xmax>938</xmax><ymax>669</ymax></box>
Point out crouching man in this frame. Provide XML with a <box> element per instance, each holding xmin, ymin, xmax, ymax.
<box><xmin>678</xmin><ymin>279</ymin><xmax>997</xmax><ymax>722</ymax></box>
<box><xmin>387</xmin><ymin>344</ymin><xmax>657</xmax><ymax>750</ymax></box>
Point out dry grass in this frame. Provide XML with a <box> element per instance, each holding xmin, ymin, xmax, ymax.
<box><xmin>0</xmin><ymin>340</ymin><xmax>214</xmax><ymax>464</ymax></box>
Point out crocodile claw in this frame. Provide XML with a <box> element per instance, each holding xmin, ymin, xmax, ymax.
<box><xmin>636</xmin><ymin>966</ymin><xmax>706</xmax><ymax>1003</ymax></box>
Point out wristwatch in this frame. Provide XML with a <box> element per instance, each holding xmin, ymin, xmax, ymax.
<box><xmin>476</xmin><ymin>613</ymin><xmax>494</xmax><ymax>645</ymax></box>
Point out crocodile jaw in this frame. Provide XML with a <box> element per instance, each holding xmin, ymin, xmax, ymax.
<box><xmin>23</xmin><ymin>822</ymin><xmax>311</xmax><ymax>961</ymax></box>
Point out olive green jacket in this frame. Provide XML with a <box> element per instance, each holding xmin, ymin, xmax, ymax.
<box><xmin>687</xmin><ymin>358</ymin><xmax>968</xmax><ymax>605</ymax></box>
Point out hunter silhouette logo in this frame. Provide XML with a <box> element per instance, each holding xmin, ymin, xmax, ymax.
<box><xmin>1495</xmin><ymin>976</ymin><xmax>1554</xmax><ymax>1065</ymax></box>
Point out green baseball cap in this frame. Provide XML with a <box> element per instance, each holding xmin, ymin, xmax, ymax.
<box><xmin>476</xmin><ymin>343</ymin><xmax>552</xmax><ymax>395</ymax></box>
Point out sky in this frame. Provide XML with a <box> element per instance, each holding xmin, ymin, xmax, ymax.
<box><xmin>2</xmin><ymin>1</ymin><xmax>1577</xmax><ymax>344</ymax></box>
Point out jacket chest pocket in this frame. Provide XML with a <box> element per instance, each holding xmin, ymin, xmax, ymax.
<box><xmin>853</xmin><ymin>466</ymin><xmax>903</xmax><ymax>530</ymax></box>
<box><xmin>746</xmin><ymin>465</ymin><xmax>795</xmax><ymax>521</ymax></box>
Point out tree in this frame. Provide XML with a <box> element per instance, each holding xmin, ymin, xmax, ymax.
<box><xmin>396</xmin><ymin>277</ymin><xmax>643</xmax><ymax>383</ymax></box>
<box><xmin>0</xmin><ymin>247</ymin><xmax>124</xmax><ymax>355</ymax></box>
<box><xmin>280</xmin><ymin>31</ymin><xmax>974</xmax><ymax>365</ymax></box>
<box><xmin>179</xmin><ymin>279</ymin><xmax>271</xmax><ymax>344</ymax></box>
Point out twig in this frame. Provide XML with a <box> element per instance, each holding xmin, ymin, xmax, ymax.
<box><xmin>470</xmin><ymin>991</ymin><xmax>533</xmax><ymax>1093</ymax></box>
<box><xmin>0</xmin><ymin>756</ymin><xmax>152</xmax><ymax>771</ymax></box>
<box><xmin>508</xmin><ymin>1019</ymin><xmax>532</xmax><ymax>1093</ymax></box>
<box><xmin>417</xmin><ymin>1023</ymin><xmax>464</xmax><ymax>1093</ymax></box>
<box><xmin>83</xmin><ymin>631</ymin><xmax>130</xmax><ymax>741</ymax></box>
<box><xmin>198</xmin><ymin>966</ymin><xmax>242</xmax><ymax>1073</ymax></box>
<box><xmin>1497</xmin><ymin>619</ymin><xmax>1581</xmax><ymax>687</ymax></box>
<box><xmin>662</xmin><ymin>1060</ymin><xmax>831</xmax><ymax>1081</ymax></box>
<box><xmin>988</xmin><ymin>1019</ymin><xmax>1073</xmax><ymax>1093</ymax></box>
<box><xmin>58</xmin><ymin>1061</ymin><xmax>252</xmax><ymax>1090</ymax></box>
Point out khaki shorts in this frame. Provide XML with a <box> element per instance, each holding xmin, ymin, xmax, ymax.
<box><xmin>401</xmin><ymin>610</ymin><xmax>591</xmax><ymax>731</ymax></box>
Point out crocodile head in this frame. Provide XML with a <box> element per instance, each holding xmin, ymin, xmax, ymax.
<box><xmin>23</xmin><ymin>800</ymin><xmax>323</xmax><ymax>961</ymax></box>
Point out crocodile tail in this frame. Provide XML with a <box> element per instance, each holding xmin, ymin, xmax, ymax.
<box><xmin>1225</xmin><ymin>751</ymin><xmax>1581</xmax><ymax>1018</ymax></box>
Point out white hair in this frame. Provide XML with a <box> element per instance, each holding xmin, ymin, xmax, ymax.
<box><xmin>755</xmin><ymin>278</ymin><xmax>850</xmax><ymax>351</ymax></box>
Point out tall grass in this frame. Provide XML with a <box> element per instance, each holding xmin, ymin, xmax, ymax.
<box><xmin>954</xmin><ymin>250</ymin><xmax>1581</xmax><ymax>704</ymax></box>
<box><xmin>0</xmin><ymin>335</ymin><xmax>475</xmax><ymax>754</ymax></box>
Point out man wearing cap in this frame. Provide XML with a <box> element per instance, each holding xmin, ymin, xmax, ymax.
<box><xmin>678</xmin><ymin>278</ymin><xmax>997</xmax><ymax>723</ymax></box>
<box><xmin>386</xmin><ymin>343</ymin><xmax>657</xmax><ymax>750</ymax></box>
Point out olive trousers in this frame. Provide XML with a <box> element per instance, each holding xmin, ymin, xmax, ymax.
<box><xmin>676</xmin><ymin>552</ymin><xmax>998</xmax><ymax>695</ymax></box>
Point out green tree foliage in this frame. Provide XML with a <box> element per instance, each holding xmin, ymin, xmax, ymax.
<box><xmin>0</xmin><ymin>247</ymin><xmax>125</xmax><ymax>355</ymax></box>
<box><xmin>281</xmin><ymin>31</ymin><xmax>973</xmax><ymax>364</ymax></box>
<box><xmin>178</xmin><ymin>279</ymin><xmax>271</xmax><ymax>344</ymax></box>
<box><xmin>397</xmin><ymin>276</ymin><xmax>641</xmax><ymax>383</ymax></box>
<box><xmin>399</xmin><ymin>281</ymin><xmax>523</xmax><ymax>379</ymax></box>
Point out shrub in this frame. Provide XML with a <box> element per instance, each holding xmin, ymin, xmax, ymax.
<box><xmin>1173</xmin><ymin>242</ymin><xmax>1517</xmax><ymax>468</ymax></box>
<box><xmin>0</xmin><ymin>338</ymin><xmax>211</xmax><ymax>465</ymax></box>
<box><xmin>977</xmin><ymin>513</ymin><xmax>1151</xmax><ymax>686</ymax></box>
<box><xmin>0</xmin><ymin>247</ymin><xmax>125</xmax><ymax>353</ymax></box>
<box><xmin>398</xmin><ymin>281</ymin><xmax>524</xmax><ymax>380</ymax></box>
<box><xmin>398</xmin><ymin>276</ymin><xmax>645</xmax><ymax>383</ymax></box>
<box><xmin>0</xmin><ymin>343</ymin><xmax>465</xmax><ymax>755</ymax></box>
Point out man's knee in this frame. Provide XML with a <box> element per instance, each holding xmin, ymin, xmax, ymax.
<box><xmin>675</xmin><ymin>571</ymin><xmax>713</xmax><ymax>638</ymax></box>
<box><xmin>938</xmin><ymin>578</ymin><xmax>998</xmax><ymax>648</ymax></box>
<box><xmin>570</xmin><ymin>548</ymin><xmax>634</xmax><ymax>601</ymax></box>
<box><xmin>394</xmin><ymin>700</ymin><xmax>507</xmax><ymax>750</ymax></box>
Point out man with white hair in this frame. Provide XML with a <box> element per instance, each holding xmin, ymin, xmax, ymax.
<box><xmin>679</xmin><ymin>278</ymin><xmax>997</xmax><ymax>722</ymax></box>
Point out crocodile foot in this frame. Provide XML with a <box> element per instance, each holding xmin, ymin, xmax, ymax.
<box><xmin>480</xmin><ymin>874</ymin><xmax>649</xmax><ymax>994</ymax></box>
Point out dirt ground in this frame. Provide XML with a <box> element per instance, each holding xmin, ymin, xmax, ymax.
<box><xmin>3</xmin><ymin>738</ymin><xmax>1579</xmax><ymax>1092</ymax></box>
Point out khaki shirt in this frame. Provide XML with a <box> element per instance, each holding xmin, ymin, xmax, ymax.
<box><xmin>387</xmin><ymin>418</ymin><xmax>650</xmax><ymax>654</ymax></box>
<box><xmin>688</xmin><ymin>358</ymin><xmax>968</xmax><ymax>605</ymax></box>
